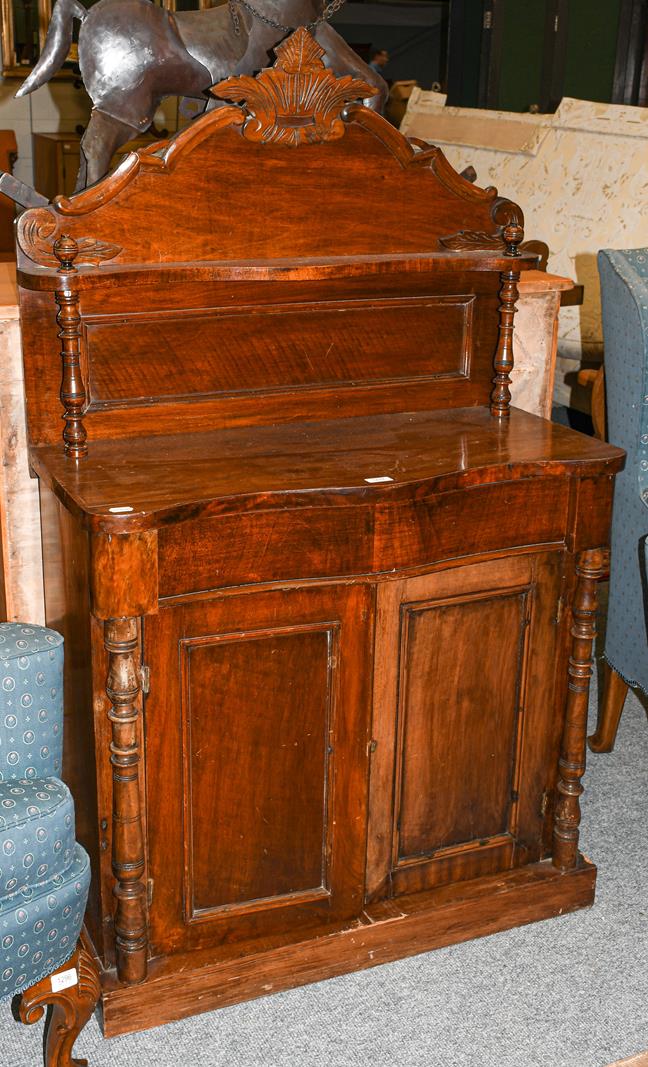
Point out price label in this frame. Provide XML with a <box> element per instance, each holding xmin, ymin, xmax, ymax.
<box><xmin>51</xmin><ymin>967</ymin><xmax>78</xmax><ymax>993</ymax></box>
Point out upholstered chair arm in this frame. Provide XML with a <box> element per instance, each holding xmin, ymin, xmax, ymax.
<box><xmin>598</xmin><ymin>248</ymin><xmax>648</xmax><ymax>694</ymax></box>
<box><xmin>598</xmin><ymin>249</ymin><xmax>648</xmax><ymax>501</ymax></box>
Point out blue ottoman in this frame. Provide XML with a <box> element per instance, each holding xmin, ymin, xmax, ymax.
<box><xmin>0</xmin><ymin>623</ymin><xmax>91</xmax><ymax>1001</ymax></box>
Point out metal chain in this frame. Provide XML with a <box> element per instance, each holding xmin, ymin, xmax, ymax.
<box><xmin>229</xmin><ymin>0</ymin><xmax>347</xmax><ymax>37</ymax></box>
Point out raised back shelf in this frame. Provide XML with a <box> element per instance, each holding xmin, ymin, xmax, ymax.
<box><xmin>16</xmin><ymin>29</ymin><xmax>535</xmax><ymax>457</ymax></box>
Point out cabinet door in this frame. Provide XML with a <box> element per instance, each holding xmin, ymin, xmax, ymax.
<box><xmin>144</xmin><ymin>583</ymin><xmax>373</xmax><ymax>956</ymax></box>
<box><xmin>366</xmin><ymin>551</ymin><xmax>566</xmax><ymax>901</ymax></box>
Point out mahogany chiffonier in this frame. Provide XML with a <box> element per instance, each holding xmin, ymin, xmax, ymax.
<box><xmin>14</xmin><ymin>29</ymin><xmax>624</xmax><ymax>1043</ymax></box>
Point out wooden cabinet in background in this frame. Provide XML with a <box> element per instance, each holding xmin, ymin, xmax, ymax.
<box><xmin>33</xmin><ymin>132</ymin><xmax>80</xmax><ymax>199</ymax></box>
<box><xmin>0</xmin><ymin>130</ymin><xmax>17</xmax><ymax>252</ymax></box>
<box><xmin>33</xmin><ymin>131</ymin><xmax>155</xmax><ymax>199</ymax></box>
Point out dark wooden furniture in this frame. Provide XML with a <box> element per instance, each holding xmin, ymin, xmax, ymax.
<box><xmin>0</xmin><ymin>130</ymin><xmax>17</xmax><ymax>253</ymax></box>
<box><xmin>32</xmin><ymin>133</ymin><xmax>82</xmax><ymax>200</ymax></box>
<box><xmin>16</xmin><ymin>29</ymin><xmax>624</xmax><ymax>1047</ymax></box>
<box><xmin>32</xmin><ymin>131</ymin><xmax>157</xmax><ymax>200</ymax></box>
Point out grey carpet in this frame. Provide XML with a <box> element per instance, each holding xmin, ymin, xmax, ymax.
<box><xmin>2</xmin><ymin>641</ymin><xmax>647</xmax><ymax>1067</ymax></box>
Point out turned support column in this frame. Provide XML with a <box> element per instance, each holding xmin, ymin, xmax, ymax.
<box><xmin>490</xmin><ymin>268</ymin><xmax>520</xmax><ymax>417</ymax></box>
<box><xmin>490</xmin><ymin>223</ymin><xmax>524</xmax><ymax>418</ymax></box>
<box><xmin>90</xmin><ymin>529</ymin><xmax>157</xmax><ymax>984</ymax></box>
<box><xmin>54</xmin><ymin>235</ymin><xmax>87</xmax><ymax>459</ymax></box>
<box><xmin>552</xmin><ymin>547</ymin><xmax>607</xmax><ymax>871</ymax></box>
<box><xmin>105</xmin><ymin>616</ymin><xmax>148</xmax><ymax>983</ymax></box>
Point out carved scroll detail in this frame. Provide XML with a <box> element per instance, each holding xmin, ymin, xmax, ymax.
<box><xmin>18</xmin><ymin>944</ymin><xmax>101</xmax><ymax>1067</ymax></box>
<box><xmin>17</xmin><ymin>207</ymin><xmax>121</xmax><ymax>268</ymax></box>
<box><xmin>490</xmin><ymin>268</ymin><xmax>520</xmax><ymax>417</ymax></box>
<box><xmin>439</xmin><ymin>230</ymin><xmax>506</xmax><ymax>252</ymax></box>
<box><xmin>440</xmin><ymin>217</ymin><xmax>525</xmax><ymax>256</ymax></box>
<box><xmin>212</xmin><ymin>27</ymin><xmax>376</xmax><ymax>145</ymax></box>
<box><xmin>105</xmin><ymin>617</ymin><xmax>148</xmax><ymax>984</ymax></box>
<box><xmin>552</xmin><ymin>548</ymin><xmax>607</xmax><ymax>871</ymax></box>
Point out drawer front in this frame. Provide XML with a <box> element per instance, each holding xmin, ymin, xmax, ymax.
<box><xmin>158</xmin><ymin>478</ymin><xmax>570</xmax><ymax>596</ymax></box>
<box><xmin>158</xmin><ymin>506</ymin><xmax>375</xmax><ymax>596</ymax></box>
<box><xmin>374</xmin><ymin>477</ymin><xmax>570</xmax><ymax>572</ymax></box>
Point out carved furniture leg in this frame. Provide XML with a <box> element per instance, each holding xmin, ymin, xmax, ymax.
<box><xmin>577</xmin><ymin>366</ymin><xmax>606</xmax><ymax>440</ymax></box>
<box><xmin>588</xmin><ymin>663</ymin><xmax>629</xmax><ymax>753</ymax></box>
<box><xmin>553</xmin><ymin>548</ymin><xmax>607</xmax><ymax>870</ymax></box>
<box><xmin>105</xmin><ymin>616</ymin><xmax>148</xmax><ymax>983</ymax></box>
<box><xmin>17</xmin><ymin>943</ymin><xmax>100</xmax><ymax>1067</ymax></box>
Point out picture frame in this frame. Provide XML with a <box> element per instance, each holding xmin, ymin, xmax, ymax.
<box><xmin>1</xmin><ymin>0</ymin><xmax>221</xmax><ymax>77</ymax></box>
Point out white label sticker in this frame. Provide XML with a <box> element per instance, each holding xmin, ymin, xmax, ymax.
<box><xmin>51</xmin><ymin>967</ymin><xmax>78</xmax><ymax>993</ymax></box>
<box><xmin>364</xmin><ymin>476</ymin><xmax>394</xmax><ymax>484</ymax></box>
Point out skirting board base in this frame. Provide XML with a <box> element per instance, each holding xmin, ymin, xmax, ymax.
<box><xmin>98</xmin><ymin>857</ymin><xmax>596</xmax><ymax>1038</ymax></box>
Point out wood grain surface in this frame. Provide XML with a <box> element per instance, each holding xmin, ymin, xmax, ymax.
<box><xmin>29</xmin><ymin>406</ymin><xmax>623</xmax><ymax>532</ymax></box>
<box><xmin>17</xmin><ymin>30</ymin><xmax>625</xmax><ymax>1042</ymax></box>
<box><xmin>98</xmin><ymin>860</ymin><xmax>596</xmax><ymax>1037</ymax></box>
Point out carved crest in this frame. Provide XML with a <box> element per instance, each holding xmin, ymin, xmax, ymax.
<box><xmin>212</xmin><ymin>27</ymin><xmax>376</xmax><ymax>146</ymax></box>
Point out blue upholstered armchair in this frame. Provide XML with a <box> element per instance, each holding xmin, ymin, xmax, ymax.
<box><xmin>0</xmin><ymin>622</ymin><xmax>99</xmax><ymax>1067</ymax></box>
<box><xmin>589</xmin><ymin>249</ymin><xmax>648</xmax><ymax>752</ymax></box>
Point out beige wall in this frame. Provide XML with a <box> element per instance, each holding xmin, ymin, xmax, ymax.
<box><xmin>401</xmin><ymin>94</ymin><xmax>648</xmax><ymax>406</ymax></box>
<box><xmin>0</xmin><ymin>75</ymin><xmax>181</xmax><ymax>187</ymax></box>
<box><xmin>0</xmin><ymin>77</ymin><xmax>92</xmax><ymax>185</ymax></box>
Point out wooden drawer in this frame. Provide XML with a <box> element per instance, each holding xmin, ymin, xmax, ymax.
<box><xmin>158</xmin><ymin>505</ymin><xmax>375</xmax><ymax>596</ymax></box>
<box><xmin>158</xmin><ymin>477</ymin><xmax>570</xmax><ymax>597</ymax></box>
<box><xmin>374</xmin><ymin>477</ymin><xmax>570</xmax><ymax>571</ymax></box>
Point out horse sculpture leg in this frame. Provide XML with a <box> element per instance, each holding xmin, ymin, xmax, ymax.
<box><xmin>314</xmin><ymin>23</ymin><xmax>387</xmax><ymax>112</ymax></box>
<box><xmin>77</xmin><ymin>110</ymin><xmax>143</xmax><ymax>191</ymax></box>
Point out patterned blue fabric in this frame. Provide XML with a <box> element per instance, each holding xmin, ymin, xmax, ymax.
<box><xmin>0</xmin><ymin>623</ymin><xmax>63</xmax><ymax>782</ymax></box>
<box><xmin>0</xmin><ymin>844</ymin><xmax>89</xmax><ymax>1000</ymax></box>
<box><xmin>0</xmin><ymin>624</ymin><xmax>90</xmax><ymax>1001</ymax></box>
<box><xmin>0</xmin><ymin>779</ymin><xmax>76</xmax><ymax>894</ymax></box>
<box><xmin>598</xmin><ymin>249</ymin><xmax>648</xmax><ymax>691</ymax></box>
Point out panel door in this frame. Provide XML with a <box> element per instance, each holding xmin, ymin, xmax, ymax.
<box><xmin>144</xmin><ymin>582</ymin><xmax>374</xmax><ymax>956</ymax></box>
<box><xmin>366</xmin><ymin>551</ymin><xmax>567</xmax><ymax>901</ymax></box>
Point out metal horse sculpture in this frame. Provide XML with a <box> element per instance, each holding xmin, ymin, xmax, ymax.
<box><xmin>17</xmin><ymin>0</ymin><xmax>386</xmax><ymax>191</ymax></box>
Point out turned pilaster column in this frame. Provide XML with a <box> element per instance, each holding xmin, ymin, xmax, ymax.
<box><xmin>490</xmin><ymin>268</ymin><xmax>520</xmax><ymax>417</ymax></box>
<box><xmin>552</xmin><ymin>547</ymin><xmax>607</xmax><ymax>871</ymax></box>
<box><xmin>54</xmin><ymin>235</ymin><xmax>88</xmax><ymax>459</ymax></box>
<box><xmin>91</xmin><ymin>530</ymin><xmax>157</xmax><ymax>985</ymax></box>
<box><xmin>490</xmin><ymin>222</ymin><xmax>523</xmax><ymax>418</ymax></box>
<box><xmin>105</xmin><ymin>616</ymin><xmax>147</xmax><ymax>983</ymax></box>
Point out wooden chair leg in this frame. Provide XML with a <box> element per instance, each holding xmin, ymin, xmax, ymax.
<box><xmin>17</xmin><ymin>943</ymin><xmax>100</xmax><ymax>1067</ymax></box>
<box><xmin>576</xmin><ymin>366</ymin><xmax>606</xmax><ymax>440</ymax></box>
<box><xmin>588</xmin><ymin>663</ymin><xmax>629</xmax><ymax>753</ymax></box>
